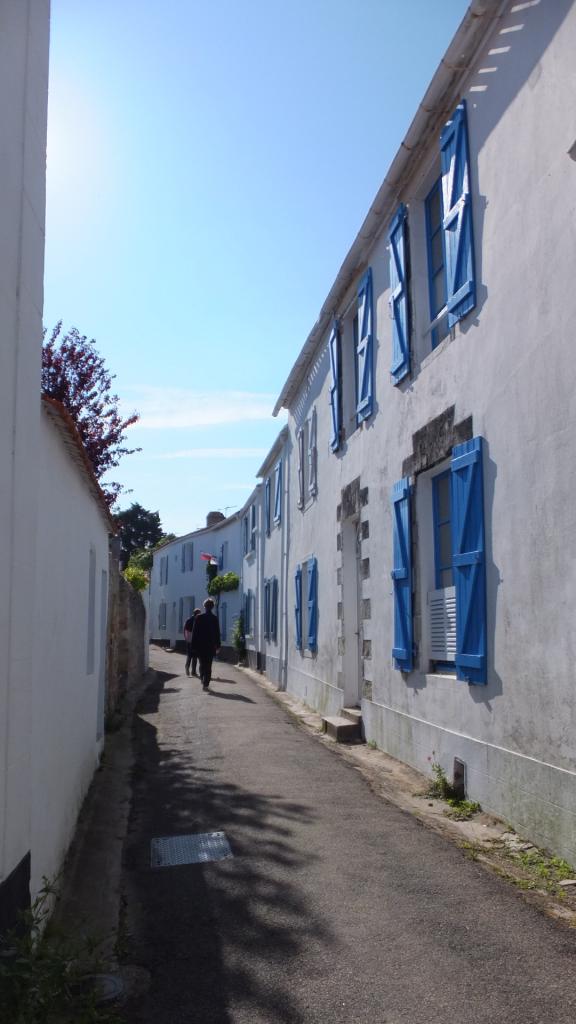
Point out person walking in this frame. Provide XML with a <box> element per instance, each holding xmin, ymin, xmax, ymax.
<box><xmin>184</xmin><ymin>607</ymin><xmax>201</xmax><ymax>676</ymax></box>
<box><xmin>191</xmin><ymin>598</ymin><xmax>221</xmax><ymax>690</ymax></box>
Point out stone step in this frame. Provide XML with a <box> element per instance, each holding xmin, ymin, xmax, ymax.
<box><xmin>322</xmin><ymin>715</ymin><xmax>362</xmax><ymax>743</ymax></box>
<box><xmin>341</xmin><ymin>706</ymin><xmax>362</xmax><ymax>724</ymax></box>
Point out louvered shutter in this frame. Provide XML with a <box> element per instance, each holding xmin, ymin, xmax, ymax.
<box><xmin>263</xmin><ymin>579</ymin><xmax>270</xmax><ymax>640</ymax></box>
<box><xmin>221</xmin><ymin>601</ymin><xmax>227</xmax><ymax>641</ymax></box>
<box><xmin>274</xmin><ymin>461</ymin><xmax>282</xmax><ymax>523</ymax></box>
<box><xmin>308</xmin><ymin>407</ymin><xmax>317</xmax><ymax>497</ymax></box>
<box><xmin>265</xmin><ymin>477</ymin><xmax>271</xmax><ymax>536</ymax></box>
<box><xmin>307</xmin><ymin>557</ymin><xmax>318</xmax><ymax>651</ymax></box>
<box><xmin>451</xmin><ymin>436</ymin><xmax>487</xmax><ymax>684</ymax></box>
<box><xmin>440</xmin><ymin>99</ymin><xmax>476</xmax><ymax>328</ymax></box>
<box><xmin>297</xmin><ymin>429</ymin><xmax>305</xmax><ymax>508</ymax></box>
<box><xmin>250</xmin><ymin>503</ymin><xmax>256</xmax><ymax>551</ymax></box>
<box><xmin>388</xmin><ymin>204</ymin><xmax>410</xmax><ymax>383</ymax></box>
<box><xmin>219</xmin><ymin>543</ymin><xmax>224</xmax><ymax>570</ymax></box>
<box><xmin>391</xmin><ymin>478</ymin><xmax>413</xmax><ymax>671</ymax></box>
<box><xmin>181</xmin><ymin>546</ymin><xmax>185</xmax><ymax>572</ymax></box>
<box><xmin>356</xmin><ymin>268</ymin><xmax>374</xmax><ymax>423</ymax></box>
<box><xmin>294</xmin><ymin>566</ymin><xmax>302</xmax><ymax>649</ymax></box>
<box><xmin>328</xmin><ymin>321</ymin><xmax>341</xmax><ymax>452</ymax></box>
<box><xmin>178</xmin><ymin>597</ymin><xmax>183</xmax><ymax>633</ymax></box>
<box><xmin>271</xmin><ymin>577</ymin><xmax>278</xmax><ymax>642</ymax></box>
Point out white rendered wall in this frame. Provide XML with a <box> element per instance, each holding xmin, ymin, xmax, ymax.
<box><xmin>282</xmin><ymin>4</ymin><xmax>576</xmax><ymax>862</ymax></box>
<box><xmin>0</xmin><ymin>0</ymin><xmax>50</xmax><ymax>892</ymax></box>
<box><xmin>30</xmin><ymin>412</ymin><xmax>110</xmax><ymax>897</ymax></box>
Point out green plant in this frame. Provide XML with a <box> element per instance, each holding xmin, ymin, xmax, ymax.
<box><xmin>426</xmin><ymin>758</ymin><xmax>481</xmax><ymax>819</ymax></box>
<box><xmin>0</xmin><ymin>880</ymin><xmax>120</xmax><ymax>1023</ymax></box>
<box><xmin>208</xmin><ymin>571</ymin><xmax>240</xmax><ymax>609</ymax></box>
<box><xmin>367</xmin><ymin>740</ymin><xmax>378</xmax><ymax>750</ymax></box>
<box><xmin>122</xmin><ymin>564</ymin><xmax>148</xmax><ymax>591</ymax></box>
<box><xmin>232</xmin><ymin>612</ymin><xmax>246</xmax><ymax>661</ymax></box>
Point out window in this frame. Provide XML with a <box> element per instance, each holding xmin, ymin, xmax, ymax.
<box><xmin>392</xmin><ymin>436</ymin><xmax>487</xmax><ymax>684</ymax></box>
<box><xmin>181</xmin><ymin>542</ymin><xmax>193</xmax><ymax>572</ymax></box>
<box><xmin>271</xmin><ymin>577</ymin><xmax>278</xmax><ymax>643</ymax></box>
<box><xmin>265</xmin><ymin>476</ymin><xmax>271</xmax><ymax>536</ymax></box>
<box><xmin>388</xmin><ymin>203</ymin><xmax>410</xmax><ymax>383</ymax></box>
<box><xmin>178</xmin><ymin>597</ymin><xmax>184</xmax><ymax>633</ymax></box>
<box><xmin>263</xmin><ymin>579</ymin><xmax>271</xmax><ymax>640</ymax></box>
<box><xmin>297</xmin><ymin>408</ymin><xmax>317</xmax><ymax>508</ymax></box>
<box><xmin>294</xmin><ymin>558</ymin><xmax>317</xmax><ymax>652</ymax></box>
<box><xmin>329</xmin><ymin>267</ymin><xmax>374</xmax><ymax>449</ymax></box>
<box><xmin>273</xmin><ymin>460</ymin><xmax>282</xmax><ymax>524</ymax></box>
<box><xmin>158</xmin><ymin>601</ymin><xmax>167</xmax><ymax>630</ymax></box>
<box><xmin>425</xmin><ymin>178</ymin><xmax>449</xmax><ymax>348</ymax></box>
<box><xmin>340</xmin><ymin>311</ymin><xmax>359</xmax><ymax>439</ymax></box>
<box><xmin>328</xmin><ymin>320</ymin><xmax>342</xmax><ymax>452</ymax></box>
<box><xmin>242</xmin><ymin>514</ymin><xmax>249</xmax><ymax>556</ymax></box>
<box><xmin>250</xmin><ymin>503</ymin><xmax>257</xmax><ymax>551</ymax></box>
<box><xmin>243</xmin><ymin>589</ymin><xmax>253</xmax><ymax>637</ymax></box>
<box><xmin>159</xmin><ymin>554</ymin><xmax>169</xmax><ymax>585</ymax></box>
<box><xmin>218</xmin><ymin>542</ymin><xmax>227</xmax><ymax>571</ymax></box>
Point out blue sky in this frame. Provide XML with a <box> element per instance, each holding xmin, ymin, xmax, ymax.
<box><xmin>44</xmin><ymin>0</ymin><xmax>469</xmax><ymax>537</ymax></box>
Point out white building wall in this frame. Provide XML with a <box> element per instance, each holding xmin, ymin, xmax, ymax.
<box><xmin>0</xmin><ymin>0</ymin><xmax>50</xmax><ymax>904</ymax></box>
<box><xmin>280</xmin><ymin>3</ymin><xmax>576</xmax><ymax>863</ymax></box>
<box><xmin>30</xmin><ymin>411</ymin><xmax>110</xmax><ymax>897</ymax></box>
<box><xmin>259</xmin><ymin>431</ymin><xmax>290</xmax><ymax>686</ymax></box>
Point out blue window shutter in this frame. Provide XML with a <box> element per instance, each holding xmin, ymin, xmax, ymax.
<box><xmin>296</xmin><ymin>429</ymin><xmax>304</xmax><ymax>508</ymax></box>
<box><xmin>271</xmin><ymin>577</ymin><xmax>278</xmax><ymax>642</ymax></box>
<box><xmin>308</xmin><ymin>407</ymin><xmax>318</xmax><ymax>497</ymax></box>
<box><xmin>181</xmin><ymin>546</ymin><xmax>185</xmax><ymax>572</ymax></box>
<box><xmin>250</xmin><ymin>503</ymin><xmax>256</xmax><ymax>550</ymax></box>
<box><xmin>178</xmin><ymin>597</ymin><xmax>183</xmax><ymax>633</ymax></box>
<box><xmin>294</xmin><ymin>566</ymin><xmax>302</xmax><ymax>649</ymax></box>
<box><xmin>440</xmin><ymin>99</ymin><xmax>476</xmax><ymax>328</ymax></box>
<box><xmin>219</xmin><ymin>543</ymin><xmax>224</xmax><ymax>570</ymax></box>
<box><xmin>356</xmin><ymin>268</ymin><xmax>374</xmax><ymax>423</ymax></box>
<box><xmin>388</xmin><ymin>204</ymin><xmax>410</xmax><ymax>383</ymax></box>
<box><xmin>264</xmin><ymin>579</ymin><xmax>270</xmax><ymax>640</ymax></box>
<box><xmin>307</xmin><ymin>557</ymin><xmax>318</xmax><ymax>651</ymax></box>
<box><xmin>189</xmin><ymin>543</ymin><xmax>194</xmax><ymax>572</ymax></box>
<box><xmin>451</xmin><ymin>436</ymin><xmax>487</xmax><ymax>684</ymax></box>
<box><xmin>265</xmin><ymin>476</ymin><xmax>271</xmax><ymax>536</ymax></box>
<box><xmin>221</xmin><ymin>601</ymin><xmax>227</xmax><ymax>641</ymax></box>
<box><xmin>391</xmin><ymin>478</ymin><xmax>413</xmax><ymax>672</ymax></box>
<box><xmin>274</xmin><ymin>461</ymin><xmax>282</xmax><ymax>523</ymax></box>
<box><xmin>328</xmin><ymin>320</ymin><xmax>341</xmax><ymax>452</ymax></box>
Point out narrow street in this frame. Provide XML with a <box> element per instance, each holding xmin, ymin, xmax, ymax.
<box><xmin>120</xmin><ymin>650</ymin><xmax>576</xmax><ymax>1024</ymax></box>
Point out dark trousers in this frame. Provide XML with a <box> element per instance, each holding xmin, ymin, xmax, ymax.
<box><xmin>199</xmin><ymin>654</ymin><xmax>214</xmax><ymax>687</ymax></box>
<box><xmin>185</xmin><ymin>644</ymin><xmax>197</xmax><ymax>676</ymax></box>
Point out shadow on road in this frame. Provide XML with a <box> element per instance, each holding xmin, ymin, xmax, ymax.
<box><xmin>121</xmin><ymin>670</ymin><xmax>336</xmax><ymax>1023</ymax></box>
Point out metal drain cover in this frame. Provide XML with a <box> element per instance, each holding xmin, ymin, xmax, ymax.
<box><xmin>150</xmin><ymin>831</ymin><xmax>233</xmax><ymax>868</ymax></box>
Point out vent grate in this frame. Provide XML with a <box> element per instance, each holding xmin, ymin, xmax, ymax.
<box><xmin>151</xmin><ymin>831</ymin><xmax>233</xmax><ymax>868</ymax></box>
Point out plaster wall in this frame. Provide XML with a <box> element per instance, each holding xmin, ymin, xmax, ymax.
<box><xmin>282</xmin><ymin>4</ymin><xmax>576</xmax><ymax>861</ymax></box>
<box><xmin>0</xmin><ymin>0</ymin><xmax>50</xmax><ymax>890</ymax></box>
<box><xmin>30</xmin><ymin>411</ymin><xmax>110</xmax><ymax>897</ymax></box>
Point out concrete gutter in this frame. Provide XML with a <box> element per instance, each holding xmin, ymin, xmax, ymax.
<box><xmin>272</xmin><ymin>0</ymin><xmax>505</xmax><ymax>416</ymax></box>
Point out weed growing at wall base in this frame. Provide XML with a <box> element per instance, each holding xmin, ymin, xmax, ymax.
<box><xmin>426</xmin><ymin>759</ymin><xmax>481</xmax><ymax>820</ymax></box>
<box><xmin>0</xmin><ymin>880</ymin><xmax>121</xmax><ymax>1024</ymax></box>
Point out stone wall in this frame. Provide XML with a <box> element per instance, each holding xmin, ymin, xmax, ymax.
<box><xmin>106</xmin><ymin>553</ymin><xmax>147</xmax><ymax>721</ymax></box>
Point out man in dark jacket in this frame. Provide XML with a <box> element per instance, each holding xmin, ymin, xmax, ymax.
<box><xmin>184</xmin><ymin>607</ymin><xmax>201</xmax><ymax>676</ymax></box>
<box><xmin>191</xmin><ymin>598</ymin><xmax>221</xmax><ymax>690</ymax></box>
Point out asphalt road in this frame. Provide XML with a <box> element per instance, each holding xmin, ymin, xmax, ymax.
<box><xmin>120</xmin><ymin>649</ymin><xmax>576</xmax><ymax>1024</ymax></box>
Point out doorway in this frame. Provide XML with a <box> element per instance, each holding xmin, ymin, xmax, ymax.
<box><xmin>341</xmin><ymin>516</ymin><xmax>362</xmax><ymax>707</ymax></box>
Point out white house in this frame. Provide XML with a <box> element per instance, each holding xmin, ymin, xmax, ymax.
<box><xmin>150</xmin><ymin>510</ymin><xmax>242</xmax><ymax>654</ymax></box>
<box><xmin>257</xmin><ymin>427</ymin><xmax>290</xmax><ymax>686</ymax></box>
<box><xmin>239</xmin><ymin>486</ymin><xmax>263</xmax><ymax>670</ymax></box>
<box><xmin>270</xmin><ymin>0</ymin><xmax>576</xmax><ymax>864</ymax></box>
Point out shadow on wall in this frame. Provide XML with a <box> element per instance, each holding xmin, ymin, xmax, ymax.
<box><xmin>121</xmin><ymin>671</ymin><xmax>338</xmax><ymax>1023</ymax></box>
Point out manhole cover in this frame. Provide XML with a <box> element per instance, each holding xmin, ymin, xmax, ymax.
<box><xmin>150</xmin><ymin>831</ymin><xmax>233</xmax><ymax>868</ymax></box>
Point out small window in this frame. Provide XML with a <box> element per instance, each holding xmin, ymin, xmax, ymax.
<box><xmin>432</xmin><ymin>471</ymin><xmax>453</xmax><ymax>590</ymax></box>
<box><xmin>242</xmin><ymin>514</ymin><xmax>249</xmax><ymax>556</ymax></box>
<box><xmin>425</xmin><ymin>178</ymin><xmax>449</xmax><ymax>348</ymax></box>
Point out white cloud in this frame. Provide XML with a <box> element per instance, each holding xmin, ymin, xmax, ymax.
<box><xmin>123</xmin><ymin>387</ymin><xmax>276</xmax><ymax>429</ymax></box>
<box><xmin>154</xmin><ymin>448</ymin><xmax>268</xmax><ymax>460</ymax></box>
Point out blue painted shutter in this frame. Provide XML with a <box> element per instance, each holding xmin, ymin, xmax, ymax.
<box><xmin>328</xmin><ymin>320</ymin><xmax>341</xmax><ymax>452</ymax></box>
<box><xmin>265</xmin><ymin>476</ymin><xmax>271</xmax><ymax>536</ymax></box>
<box><xmin>219</xmin><ymin>543</ymin><xmax>224</xmax><ymax>570</ymax></box>
<box><xmin>440</xmin><ymin>99</ymin><xmax>476</xmax><ymax>328</ymax></box>
<box><xmin>294</xmin><ymin>566</ymin><xmax>302</xmax><ymax>649</ymax></box>
<box><xmin>271</xmin><ymin>577</ymin><xmax>278</xmax><ymax>642</ymax></box>
<box><xmin>356</xmin><ymin>268</ymin><xmax>374</xmax><ymax>423</ymax></box>
<box><xmin>296</xmin><ymin>429</ymin><xmax>304</xmax><ymax>508</ymax></box>
<box><xmin>263</xmin><ymin>579</ymin><xmax>270</xmax><ymax>640</ymax></box>
<box><xmin>221</xmin><ymin>601</ymin><xmax>227</xmax><ymax>641</ymax></box>
<box><xmin>451</xmin><ymin>436</ymin><xmax>487</xmax><ymax>684</ymax></box>
<box><xmin>189</xmin><ymin>543</ymin><xmax>194</xmax><ymax>571</ymax></box>
<box><xmin>181</xmin><ymin>546</ymin><xmax>185</xmax><ymax>572</ymax></box>
<box><xmin>388</xmin><ymin>204</ymin><xmax>410</xmax><ymax>383</ymax></box>
<box><xmin>274</xmin><ymin>460</ymin><xmax>282</xmax><ymax>523</ymax></box>
<box><xmin>307</xmin><ymin>557</ymin><xmax>318</xmax><ymax>651</ymax></box>
<box><xmin>250</xmin><ymin>503</ymin><xmax>256</xmax><ymax>550</ymax></box>
<box><xmin>308</xmin><ymin>407</ymin><xmax>317</xmax><ymax>497</ymax></box>
<box><xmin>391</xmin><ymin>478</ymin><xmax>413</xmax><ymax>671</ymax></box>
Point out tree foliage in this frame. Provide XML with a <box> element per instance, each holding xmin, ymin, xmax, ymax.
<box><xmin>123</xmin><ymin>565</ymin><xmax>149</xmax><ymax>592</ymax></box>
<box><xmin>116</xmin><ymin>503</ymin><xmax>165</xmax><ymax>568</ymax></box>
<box><xmin>42</xmin><ymin>322</ymin><xmax>139</xmax><ymax>506</ymax></box>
